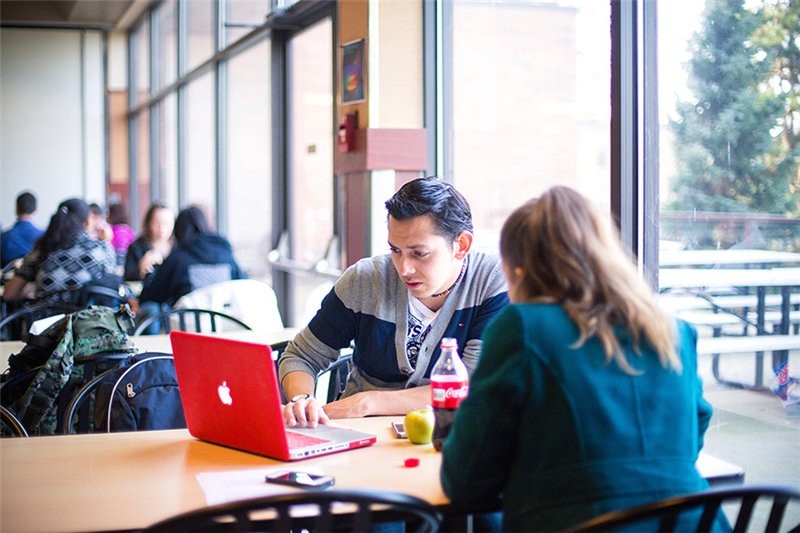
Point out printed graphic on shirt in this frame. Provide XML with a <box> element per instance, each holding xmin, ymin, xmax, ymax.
<box><xmin>406</xmin><ymin>295</ymin><xmax>437</xmax><ymax>370</ymax></box>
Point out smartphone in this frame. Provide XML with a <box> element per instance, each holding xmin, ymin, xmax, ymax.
<box><xmin>265</xmin><ymin>471</ymin><xmax>335</xmax><ymax>490</ymax></box>
<box><xmin>391</xmin><ymin>422</ymin><xmax>407</xmax><ymax>439</ymax></box>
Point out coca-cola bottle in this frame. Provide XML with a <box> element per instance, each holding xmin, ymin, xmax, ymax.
<box><xmin>430</xmin><ymin>337</ymin><xmax>469</xmax><ymax>451</ymax></box>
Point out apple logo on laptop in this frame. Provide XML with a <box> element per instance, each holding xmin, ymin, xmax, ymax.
<box><xmin>217</xmin><ymin>381</ymin><xmax>233</xmax><ymax>406</ymax></box>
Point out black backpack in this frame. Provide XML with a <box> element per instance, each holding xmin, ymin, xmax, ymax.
<box><xmin>91</xmin><ymin>353</ymin><xmax>186</xmax><ymax>432</ymax></box>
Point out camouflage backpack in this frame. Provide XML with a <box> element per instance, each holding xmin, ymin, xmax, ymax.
<box><xmin>1</xmin><ymin>305</ymin><xmax>138</xmax><ymax>435</ymax></box>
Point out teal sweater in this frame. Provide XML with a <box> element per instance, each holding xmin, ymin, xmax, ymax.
<box><xmin>440</xmin><ymin>303</ymin><xmax>713</xmax><ymax>531</ymax></box>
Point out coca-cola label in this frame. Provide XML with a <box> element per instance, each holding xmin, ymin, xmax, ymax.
<box><xmin>431</xmin><ymin>379</ymin><xmax>468</xmax><ymax>409</ymax></box>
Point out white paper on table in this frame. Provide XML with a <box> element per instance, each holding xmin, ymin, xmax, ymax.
<box><xmin>196</xmin><ymin>466</ymin><xmax>326</xmax><ymax>506</ymax></box>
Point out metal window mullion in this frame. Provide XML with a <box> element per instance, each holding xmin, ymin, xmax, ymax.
<box><xmin>149</xmin><ymin>8</ymin><xmax>160</xmax><ymax>202</ymax></box>
<box><xmin>79</xmin><ymin>30</ymin><xmax>88</xmax><ymax>199</ymax></box>
<box><xmin>102</xmin><ymin>31</ymin><xmax>111</xmax><ymax>206</ymax></box>
<box><xmin>177</xmin><ymin>85</ymin><xmax>187</xmax><ymax>208</ymax></box>
<box><xmin>611</xmin><ymin>0</ymin><xmax>639</xmax><ymax>261</ymax></box>
<box><xmin>177</xmin><ymin>0</ymin><xmax>188</xmax><ymax>207</ymax></box>
<box><xmin>215</xmin><ymin>0</ymin><xmax>227</xmax><ymax>231</ymax></box>
<box><xmin>216</xmin><ymin>61</ymin><xmax>228</xmax><ymax>235</ymax></box>
<box><xmin>127</xmin><ymin>29</ymin><xmax>140</xmax><ymax>229</ymax></box>
<box><xmin>271</xmin><ymin>32</ymin><xmax>289</xmax><ymax>324</ymax></box>
<box><xmin>440</xmin><ymin>0</ymin><xmax>453</xmax><ymax>180</ymax></box>
<box><xmin>641</xmin><ymin>0</ymin><xmax>660</xmax><ymax>290</ymax></box>
<box><xmin>423</xmin><ymin>0</ymin><xmax>438</xmax><ymax>177</ymax></box>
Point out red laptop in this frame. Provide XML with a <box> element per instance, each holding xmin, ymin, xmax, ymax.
<box><xmin>169</xmin><ymin>331</ymin><xmax>376</xmax><ymax>461</ymax></box>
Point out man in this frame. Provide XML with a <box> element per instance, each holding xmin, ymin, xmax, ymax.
<box><xmin>1</xmin><ymin>192</ymin><xmax>44</xmax><ymax>267</ymax></box>
<box><xmin>280</xmin><ymin>176</ymin><xmax>509</xmax><ymax>427</ymax></box>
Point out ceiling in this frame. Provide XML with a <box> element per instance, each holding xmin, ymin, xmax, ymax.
<box><xmin>0</xmin><ymin>0</ymin><xmax>150</xmax><ymax>31</ymax></box>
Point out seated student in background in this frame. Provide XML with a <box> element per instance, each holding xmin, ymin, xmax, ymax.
<box><xmin>280</xmin><ymin>176</ymin><xmax>508</xmax><ymax>427</ymax></box>
<box><xmin>87</xmin><ymin>202</ymin><xmax>113</xmax><ymax>242</ymax></box>
<box><xmin>3</xmin><ymin>198</ymin><xmax>117</xmax><ymax>306</ymax></box>
<box><xmin>124</xmin><ymin>202</ymin><xmax>174</xmax><ymax>282</ymax></box>
<box><xmin>1</xmin><ymin>191</ymin><xmax>44</xmax><ymax>268</ymax></box>
<box><xmin>107</xmin><ymin>203</ymin><xmax>136</xmax><ymax>266</ymax></box>
<box><xmin>138</xmin><ymin>205</ymin><xmax>246</xmax><ymax>308</ymax></box>
<box><xmin>440</xmin><ymin>186</ymin><xmax>717</xmax><ymax>532</ymax></box>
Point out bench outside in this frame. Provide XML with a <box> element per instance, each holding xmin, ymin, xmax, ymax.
<box><xmin>696</xmin><ymin>335</ymin><xmax>799</xmax><ymax>389</ymax></box>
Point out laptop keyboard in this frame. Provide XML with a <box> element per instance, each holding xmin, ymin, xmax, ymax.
<box><xmin>286</xmin><ymin>430</ymin><xmax>331</xmax><ymax>448</ymax></box>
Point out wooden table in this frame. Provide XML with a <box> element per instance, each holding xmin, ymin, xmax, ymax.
<box><xmin>0</xmin><ymin>417</ymin><xmax>743</xmax><ymax>533</ymax></box>
<box><xmin>0</xmin><ymin>418</ymin><xmax>440</xmax><ymax>533</ymax></box>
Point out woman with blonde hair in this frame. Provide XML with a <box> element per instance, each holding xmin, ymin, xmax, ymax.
<box><xmin>441</xmin><ymin>186</ymin><xmax>719</xmax><ymax>531</ymax></box>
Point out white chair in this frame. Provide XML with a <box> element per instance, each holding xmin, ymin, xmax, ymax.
<box><xmin>173</xmin><ymin>279</ymin><xmax>284</xmax><ymax>332</ymax></box>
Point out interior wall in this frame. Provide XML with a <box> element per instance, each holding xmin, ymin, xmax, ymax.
<box><xmin>0</xmin><ymin>27</ymin><xmax>106</xmax><ymax>229</ymax></box>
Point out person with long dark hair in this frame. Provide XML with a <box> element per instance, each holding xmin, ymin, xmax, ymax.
<box><xmin>123</xmin><ymin>202</ymin><xmax>174</xmax><ymax>281</ymax></box>
<box><xmin>3</xmin><ymin>198</ymin><xmax>117</xmax><ymax>305</ymax></box>
<box><xmin>138</xmin><ymin>205</ymin><xmax>245</xmax><ymax>306</ymax></box>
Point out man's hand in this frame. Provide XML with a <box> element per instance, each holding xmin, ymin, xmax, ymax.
<box><xmin>283</xmin><ymin>395</ymin><xmax>330</xmax><ymax>428</ymax></box>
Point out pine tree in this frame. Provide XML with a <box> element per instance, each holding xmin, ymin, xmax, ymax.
<box><xmin>669</xmin><ymin>0</ymin><xmax>799</xmax><ymax>215</ymax></box>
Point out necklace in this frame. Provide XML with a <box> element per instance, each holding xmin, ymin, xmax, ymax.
<box><xmin>429</xmin><ymin>260</ymin><xmax>467</xmax><ymax>299</ymax></box>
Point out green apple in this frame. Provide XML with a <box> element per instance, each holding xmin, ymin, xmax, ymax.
<box><xmin>404</xmin><ymin>408</ymin><xmax>435</xmax><ymax>445</ymax></box>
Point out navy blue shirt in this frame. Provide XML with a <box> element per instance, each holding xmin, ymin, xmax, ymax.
<box><xmin>1</xmin><ymin>219</ymin><xmax>44</xmax><ymax>266</ymax></box>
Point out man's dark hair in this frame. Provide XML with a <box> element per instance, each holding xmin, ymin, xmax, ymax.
<box><xmin>384</xmin><ymin>176</ymin><xmax>473</xmax><ymax>242</ymax></box>
<box><xmin>108</xmin><ymin>203</ymin><xmax>129</xmax><ymax>225</ymax></box>
<box><xmin>16</xmin><ymin>192</ymin><xmax>37</xmax><ymax>216</ymax></box>
<box><xmin>173</xmin><ymin>205</ymin><xmax>212</xmax><ymax>248</ymax></box>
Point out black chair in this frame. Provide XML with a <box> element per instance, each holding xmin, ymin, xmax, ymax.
<box><xmin>271</xmin><ymin>343</ymin><xmax>350</xmax><ymax>404</ymax></box>
<box><xmin>132</xmin><ymin>307</ymin><xmax>253</xmax><ymax>335</ymax></box>
<box><xmin>0</xmin><ymin>302</ymin><xmax>79</xmax><ymax>341</ymax></box>
<box><xmin>320</xmin><ymin>352</ymin><xmax>352</xmax><ymax>404</ymax></box>
<box><xmin>142</xmin><ymin>489</ymin><xmax>441</xmax><ymax>532</ymax></box>
<box><xmin>78</xmin><ymin>283</ymin><xmax>133</xmax><ymax>309</ymax></box>
<box><xmin>569</xmin><ymin>485</ymin><xmax>800</xmax><ymax>532</ymax></box>
<box><xmin>0</xmin><ymin>404</ymin><xmax>28</xmax><ymax>437</ymax></box>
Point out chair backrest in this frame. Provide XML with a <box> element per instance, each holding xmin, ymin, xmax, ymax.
<box><xmin>0</xmin><ymin>303</ymin><xmax>80</xmax><ymax>341</ymax></box>
<box><xmin>143</xmin><ymin>489</ymin><xmax>441</xmax><ymax>533</ymax></box>
<box><xmin>187</xmin><ymin>263</ymin><xmax>232</xmax><ymax>290</ymax></box>
<box><xmin>569</xmin><ymin>485</ymin><xmax>800</xmax><ymax>532</ymax></box>
<box><xmin>63</xmin><ymin>352</ymin><xmax>183</xmax><ymax>434</ymax></box>
<box><xmin>132</xmin><ymin>307</ymin><xmax>253</xmax><ymax>335</ymax></box>
<box><xmin>174</xmin><ymin>279</ymin><xmax>284</xmax><ymax>332</ymax></box>
<box><xmin>316</xmin><ymin>352</ymin><xmax>352</xmax><ymax>404</ymax></box>
<box><xmin>78</xmin><ymin>283</ymin><xmax>130</xmax><ymax>309</ymax></box>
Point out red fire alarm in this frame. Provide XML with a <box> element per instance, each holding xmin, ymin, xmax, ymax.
<box><xmin>338</xmin><ymin>111</ymin><xmax>357</xmax><ymax>152</ymax></box>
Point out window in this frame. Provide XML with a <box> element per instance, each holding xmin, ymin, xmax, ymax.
<box><xmin>443</xmin><ymin>1</ymin><xmax>611</xmax><ymax>253</ymax></box>
<box><xmin>658</xmin><ymin>1</ymin><xmax>800</xmax><ymax>255</ymax></box>
<box><xmin>225</xmin><ymin>0</ymin><xmax>271</xmax><ymax>44</ymax></box>
<box><xmin>227</xmin><ymin>40</ymin><xmax>272</xmax><ymax>280</ymax></box>
<box><xmin>156</xmin><ymin>0</ymin><xmax>177</xmax><ymax>90</ymax></box>
<box><xmin>187</xmin><ymin>0</ymin><xmax>215</xmax><ymax>72</ymax></box>
<box><xmin>186</xmin><ymin>72</ymin><xmax>216</xmax><ymax>219</ymax></box>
